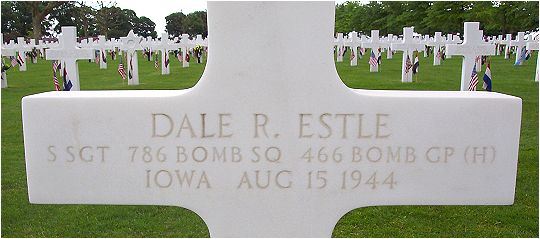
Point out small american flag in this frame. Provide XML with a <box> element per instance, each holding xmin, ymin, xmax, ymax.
<box><xmin>185</xmin><ymin>52</ymin><xmax>190</xmax><ymax>62</ymax></box>
<box><xmin>10</xmin><ymin>56</ymin><xmax>18</xmax><ymax>67</ymax></box>
<box><xmin>350</xmin><ymin>48</ymin><xmax>355</xmax><ymax>61</ymax></box>
<box><xmin>165</xmin><ymin>53</ymin><xmax>170</xmax><ymax>68</ymax></box>
<box><xmin>118</xmin><ymin>58</ymin><xmax>126</xmax><ymax>80</ymax></box>
<box><xmin>154</xmin><ymin>57</ymin><xmax>159</xmax><ymax>69</ymax></box>
<box><xmin>404</xmin><ymin>54</ymin><xmax>413</xmax><ymax>74</ymax></box>
<box><xmin>436</xmin><ymin>49</ymin><xmax>441</xmax><ymax>60</ymax></box>
<box><xmin>177</xmin><ymin>51</ymin><xmax>182</xmax><ymax>62</ymax></box>
<box><xmin>52</xmin><ymin>61</ymin><xmax>61</xmax><ymax>91</ymax></box>
<box><xmin>468</xmin><ymin>63</ymin><xmax>479</xmax><ymax>91</ymax></box>
<box><xmin>369</xmin><ymin>49</ymin><xmax>378</xmax><ymax>67</ymax></box>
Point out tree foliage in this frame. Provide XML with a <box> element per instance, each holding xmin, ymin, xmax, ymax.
<box><xmin>335</xmin><ymin>1</ymin><xmax>539</xmax><ymax>36</ymax></box>
<box><xmin>1</xmin><ymin>1</ymin><xmax>158</xmax><ymax>40</ymax></box>
<box><xmin>165</xmin><ymin>11</ymin><xmax>207</xmax><ymax>37</ymax></box>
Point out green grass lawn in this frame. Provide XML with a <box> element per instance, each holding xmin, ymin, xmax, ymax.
<box><xmin>2</xmin><ymin>50</ymin><xmax>538</xmax><ymax>237</ymax></box>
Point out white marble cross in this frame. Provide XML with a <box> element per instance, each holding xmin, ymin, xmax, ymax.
<box><xmin>36</xmin><ymin>40</ymin><xmax>47</xmax><ymax>58</ymax></box>
<box><xmin>95</xmin><ymin>35</ymin><xmax>114</xmax><ymax>69</ymax></box>
<box><xmin>14</xmin><ymin>37</ymin><xmax>32</xmax><ymax>71</ymax></box>
<box><xmin>345</xmin><ymin>31</ymin><xmax>361</xmax><ymax>66</ymax></box>
<box><xmin>179</xmin><ymin>34</ymin><xmax>193</xmax><ymax>68</ymax></box>
<box><xmin>526</xmin><ymin>40</ymin><xmax>539</xmax><ymax>82</ymax></box>
<box><xmin>391</xmin><ymin>27</ymin><xmax>425</xmax><ymax>83</ymax></box>
<box><xmin>334</xmin><ymin>33</ymin><xmax>345</xmax><ymax>62</ymax></box>
<box><xmin>446</xmin><ymin>22</ymin><xmax>495</xmax><ymax>91</ymax></box>
<box><xmin>427</xmin><ymin>32</ymin><xmax>445</xmax><ymax>66</ymax></box>
<box><xmin>45</xmin><ymin>26</ymin><xmax>94</xmax><ymax>91</ymax></box>
<box><xmin>494</xmin><ymin>35</ymin><xmax>502</xmax><ymax>56</ymax></box>
<box><xmin>385</xmin><ymin>34</ymin><xmax>397</xmax><ymax>59</ymax></box>
<box><xmin>510</xmin><ymin>32</ymin><xmax>526</xmax><ymax>65</ymax></box>
<box><xmin>363</xmin><ymin>30</ymin><xmax>387</xmax><ymax>72</ymax></box>
<box><xmin>156</xmin><ymin>33</ymin><xmax>180</xmax><ymax>75</ymax></box>
<box><xmin>500</xmin><ymin>34</ymin><xmax>512</xmax><ymax>59</ymax></box>
<box><xmin>421</xmin><ymin>34</ymin><xmax>430</xmax><ymax>58</ymax></box>
<box><xmin>1</xmin><ymin>38</ymin><xmax>16</xmax><ymax>88</ymax></box>
<box><xmin>120</xmin><ymin>30</ymin><xmax>144</xmax><ymax>85</ymax></box>
<box><xmin>22</xmin><ymin>2</ymin><xmax>522</xmax><ymax>237</ymax></box>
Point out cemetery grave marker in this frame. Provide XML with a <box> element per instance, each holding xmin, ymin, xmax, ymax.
<box><xmin>391</xmin><ymin>27</ymin><xmax>424</xmax><ymax>83</ymax></box>
<box><xmin>120</xmin><ymin>30</ymin><xmax>144</xmax><ymax>85</ymax></box>
<box><xmin>427</xmin><ymin>32</ymin><xmax>444</xmax><ymax>66</ymax></box>
<box><xmin>15</xmin><ymin>37</ymin><xmax>32</xmax><ymax>71</ymax></box>
<box><xmin>510</xmin><ymin>32</ymin><xmax>526</xmax><ymax>66</ymax></box>
<box><xmin>363</xmin><ymin>30</ymin><xmax>387</xmax><ymax>72</ymax></box>
<box><xmin>1</xmin><ymin>39</ymin><xmax>17</xmax><ymax>88</ymax></box>
<box><xmin>96</xmin><ymin>35</ymin><xmax>114</xmax><ymax>69</ymax></box>
<box><xmin>335</xmin><ymin>33</ymin><xmax>345</xmax><ymax>62</ymax></box>
<box><xmin>179</xmin><ymin>34</ymin><xmax>193</xmax><ymax>68</ymax></box>
<box><xmin>446</xmin><ymin>22</ymin><xmax>496</xmax><ymax>91</ymax></box>
<box><xmin>345</xmin><ymin>31</ymin><xmax>361</xmax><ymax>66</ymax></box>
<box><xmin>45</xmin><ymin>26</ymin><xmax>94</xmax><ymax>91</ymax></box>
<box><xmin>156</xmin><ymin>33</ymin><xmax>180</xmax><ymax>75</ymax></box>
<box><xmin>526</xmin><ymin>40</ymin><xmax>539</xmax><ymax>82</ymax></box>
<box><xmin>23</xmin><ymin>2</ymin><xmax>522</xmax><ymax>237</ymax></box>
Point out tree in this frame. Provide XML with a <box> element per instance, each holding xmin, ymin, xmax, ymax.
<box><xmin>1</xmin><ymin>1</ymin><xmax>33</xmax><ymax>40</ymax></box>
<box><xmin>26</xmin><ymin>1</ymin><xmax>65</xmax><ymax>39</ymax></box>
<box><xmin>134</xmin><ymin>16</ymin><xmax>157</xmax><ymax>38</ymax></box>
<box><xmin>184</xmin><ymin>11</ymin><xmax>207</xmax><ymax>36</ymax></box>
<box><xmin>165</xmin><ymin>12</ymin><xmax>186</xmax><ymax>37</ymax></box>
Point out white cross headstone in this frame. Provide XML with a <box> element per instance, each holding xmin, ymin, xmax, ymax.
<box><xmin>120</xmin><ymin>30</ymin><xmax>144</xmax><ymax>85</ymax></box>
<box><xmin>14</xmin><ymin>37</ymin><xmax>32</xmax><ymax>71</ymax></box>
<box><xmin>345</xmin><ymin>31</ymin><xmax>361</xmax><ymax>66</ymax></box>
<box><xmin>156</xmin><ymin>33</ymin><xmax>180</xmax><ymax>75</ymax></box>
<box><xmin>46</xmin><ymin>26</ymin><xmax>94</xmax><ymax>91</ymax></box>
<box><xmin>391</xmin><ymin>27</ymin><xmax>424</xmax><ymax>83</ymax></box>
<box><xmin>494</xmin><ymin>35</ymin><xmax>502</xmax><ymax>56</ymax></box>
<box><xmin>36</xmin><ymin>39</ymin><xmax>47</xmax><ymax>58</ymax></box>
<box><xmin>526</xmin><ymin>40</ymin><xmax>539</xmax><ymax>82</ymax></box>
<box><xmin>421</xmin><ymin>34</ymin><xmax>430</xmax><ymax>58</ymax></box>
<box><xmin>363</xmin><ymin>30</ymin><xmax>387</xmax><ymax>72</ymax></box>
<box><xmin>386</xmin><ymin>34</ymin><xmax>396</xmax><ymax>59</ymax></box>
<box><xmin>446</xmin><ymin>22</ymin><xmax>495</xmax><ymax>91</ymax></box>
<box><xmin>510</xmin><ymin>32</ymin><xmax>527</xmax><ymax>66</ymax></box>
<box><xmin>1</xmin><ymin>38</ymin><xmax>16</xmax><ymax>88</ymax></box>
<box><xmin>427</xmin><ymin>32</ymin><xmax>445</xmax><ymax>66</ymax></box>
<box><xmin>499</xmin><ymin>34</ymin><xmax>512</xmax><ymax>59</ymax></box>
<box><xmin>146</xmin><ymin>36</ymin><xmax>154</xmax><ymax>61</ymax></box>
<box><xmin>95</xmin><ymin>35</ymin><xmax>113</xmax><ymax>69</ymax></box>
<box><xmin>334</xmin><ymin>33</ymin><xmax>345</xmax><ymax>62</ymax></box>
<box><xmin>22</xmin><ymin>2</ymin><xmax>522</xmax><ymax>237</ymax></box>
<box><xmin>179</xmin><ymin>34</ymin><xmax>193</xmax><ymax>68</ymax></box>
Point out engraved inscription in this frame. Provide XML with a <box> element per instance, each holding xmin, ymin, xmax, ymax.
<box><xmin>44</xmin><ymin>112</ymin><xmax>498</xmax><ymax>192</ymax></box>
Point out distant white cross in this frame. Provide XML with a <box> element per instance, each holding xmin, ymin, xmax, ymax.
<box><xmin>499</xmin><ymin>34</ymin><xmax>512</xmax><ymax>59</ymax></box>
<box><xmin>345</xmin><ymin>31</ymin><xmax>361</xmax><ymax>66</ymax></box>
<box><xmin>446</xmin><ymin>22</ymin><xmax>495</xmax><ymax>91</ymax></box>
<box><xmin>391</xmin><ymin>27</ymin><xmax>424</xmax><ymax>83</ymax></box>
<box><xmin>95</xmin><ymin>35</ymin><xmax>114</xmax><ymax>69</ymax></box>
<box><xmin>1</xmin><ymin>37</ymin><xmax>16</xmax><ymax>88</ymax></box>
<box><xmin>421</xmin><ymin>34</ymin><xmax>430</xmax><ymax>58</ymax></box>
<box><xmin>510</xmin><ymin>32</ymin><xmax>526</xmax><ymax>65</ymax></box>
<box><xmin>427</xmin><ymin>32</ymin><xmax>445</xmax><ymax>66</ymax></box>
<box><xmin>120</xmin><ymin>30</ymin><xmax>144</xmax><ymax>85</ymax></box>
<box><xmin>179</xmin><ymin>34</ymin><xmax>194</xmax><ymax>68</ymax></box>
<box><xmin>362</xmin><ymin>30</ymin><xmax>387</xmax><ymax>72</ymax></box>
<box><xmin>526</xmin><ymin>40</ymin><xmax>539</xmax><ymax>82</ymax></box>
<box><xmin>156</xmin><ymin>33</ymin><xmax>180</xmax><ymax>75</ymax></box>
<box><xmin>334</xmin><ymin>33</ymin><xmax>345</xmax><ymax>62</ymax></box>
<box><xmin>14</xmin><ymin>37</ymin><xmax>33</xmax><ymax>71</ymax></box>
<box><xmin>45</xmin><ymin>26</ymin><xmax>95</xmax><ymax>91</ymax></box>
